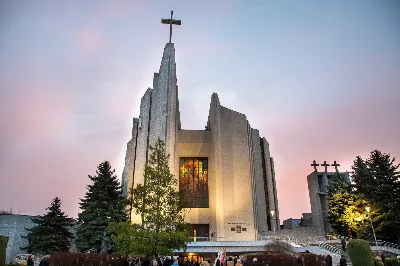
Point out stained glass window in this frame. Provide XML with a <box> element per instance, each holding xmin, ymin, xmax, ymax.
<box><xmin>179</xmin><ymin>158</ymin><xmax>209</xmax><ymax>208</ymax></box>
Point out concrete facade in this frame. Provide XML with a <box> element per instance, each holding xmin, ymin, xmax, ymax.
<box><xmin>307</xmin><ymin>171</ymin><xmax>350</xmax><ymax>236</ymax></box>
<box><xmin>283</xmin><ymin>218</ymin><xmax>301</xmax><ymax>229</ymax></box>
<box><xmin>301</xmin><ymin>213</ymin><xmax>313</xmax><ymax>227</ymax></box>
<box><xmin>0</xmin><ymin>215</ymin><xmax>36</xmax><ymax>263</ymax></box>
<box><xmin>122</xmin><ymin>43</ymin><xmax>280</xmax><ymax>241</ymax></box>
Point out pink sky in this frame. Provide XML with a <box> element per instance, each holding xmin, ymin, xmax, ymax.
<box><xmin>0</xmin><ymin>0</ymin><xmax>399</xmax><ymax>222</ymax></box>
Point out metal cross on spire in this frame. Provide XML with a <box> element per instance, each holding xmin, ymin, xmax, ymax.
<box><xmin>331</xmin><ymin>161</ymin><xmax>340</xmax><ymax>172</ymax></box>
<box><xmin>161</xmin><ymin>10</ymin><xmax>182</xmax><ymax>43</ymax></box>
<box><xmin>311</xmin><ymin>160</ymin><xmax>319</xmax><ymax>172</ymax></box>
<box><xmin>321</xmin><ymin>161</ymin><xmax>330</xmax><ymax>173</ymax></box>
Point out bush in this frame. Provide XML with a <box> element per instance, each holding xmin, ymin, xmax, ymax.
<box><xmin>244</xmin><ymin>252</ymin><xmax>326</xmax><ymax>266</ymax></box>
<box><xmin>347</xmin><ymin>239</ymin><xmax>374</xmax><ymax>266</ymax></box>
<box><xmin>384</xmin><ymin>258</ymin><xmax>392</xmax><ymax>266</ymax></box>
<box><xmin>49</xmin><ymin>252</ymin><xmax>129</xmax><ymax>266</ymax></box>
<box><xmin>0</xmin><ymin>235</ymin><xmax>8</xmax><ymax>266</ymax></box>
<box><xmin>390</xmin><ymin>258</ymin><xmax>397</xmax><ymax>266</ymax></box>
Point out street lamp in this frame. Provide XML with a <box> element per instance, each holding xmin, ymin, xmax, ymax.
<box><xmin>270</xmin><ymin>210</ymin><xmax>276</xmax><ymax>233</ymax></box>
<box><xmin>365</xmin><ymin>206</ymin><xmax>378</xmax><ymax>247</ymax></box>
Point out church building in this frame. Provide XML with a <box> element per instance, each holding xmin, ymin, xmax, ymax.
<box><xmin>121</xmin><ymin>42</ymin><xmax>280</xmax><ymax>241</ymax></box>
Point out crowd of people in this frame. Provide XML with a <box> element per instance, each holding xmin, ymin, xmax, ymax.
<box><xmin>127</xmin><ymin>255</ymin><xmax>246</xmax><ymax>266</ymax></box>
<box><xmin>13</xmin><ymin>254</ymin><xmax>50</xmax><ymax>265</ymax></box>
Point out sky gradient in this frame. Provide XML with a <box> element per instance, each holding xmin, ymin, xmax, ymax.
<box><xmin>1</xmin><ymin>0</ymin><xmax>399</xmax><ymax>222</ymax></box>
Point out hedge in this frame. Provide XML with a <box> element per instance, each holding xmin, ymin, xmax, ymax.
<box><xmin>0</xmin><ymin>235</ymin><xmax>8</xmax><ymax>266</ymax></box>
<box><xmin>245</xmin><ymin>252</ymin><xmax>326</xmax><ymax>266</ymax></box>
<box><xmin>347</xmin><ymin>239</ymin><xmax>374</xmax><ymax>266</ymax></box>
<box><xmin>49</xmin><ymin>252</ymin><xmax>129</xmax><ymax>266</ymax></box>
<box><xmin>384</xmin><ymin>258</ymin><xmax>392</xmax><ymax>266</ymax></box>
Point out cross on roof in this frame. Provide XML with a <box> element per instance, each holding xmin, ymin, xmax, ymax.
<box><xmin>331</xmin><ymin>161</ymin><xmax>340</xmax><ymax>172</ymax></box>
<box><xmin>311</xmin><ymin>160</ymin><xmax>319</xmax><ymax>172</ymax></box>
<box><xmin>161</xmin><ymin>10</ymin><xmax>181</xmax><ymax>43</ymax></box>
<box><xmin>321</xmin><ymin>161</ymin><xmax>330</xmax><ymax>173</ymax></box>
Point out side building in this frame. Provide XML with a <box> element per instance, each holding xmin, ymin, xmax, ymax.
<box><xmin>121</xmin><ymin>42</ymin><xmax>280</xmax><ymax>241</ymax></box>
<box><xmin>307</xmin><ymin>169</ymin><xmax>350</xmax><ymax>236</ymax></box>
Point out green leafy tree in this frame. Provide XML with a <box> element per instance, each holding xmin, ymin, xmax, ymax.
<box><xmin>76</xmin><ymin>161</ymin><xmax>128</xmax><ymax>252</ymax></box>
<box><xmin>23</xmin><ymin>197</ymin><xmax>74</xmax><ymax>254</ymax></box>
<box><xmin>109</xmin><ymin>138</ymin><xmax>190</xmax><ymax>258</ymax></box>
<box><xmin>327</xmin><ymin>172</ymin><xmax>353</xmax><ymax>235</ymax></box>
<box><xmin>328</xmin><ymin>150</ymin><xmax>400</xmax><ymax>243</ymax></box>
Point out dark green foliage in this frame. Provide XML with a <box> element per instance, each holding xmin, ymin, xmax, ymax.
<box><xmin>347</xmin><ymin>239</ymin><xmax>374</xmax><ymax>266</ymax></box>
<box><xmin>23</xmin><ymin>197</ymin><xmax>74</xmax><ymax>254</ymax></box>
<box><xmin>76</xmin><ymin>161</ymin><xmax>128</xmax><ymax>252</ymax></box>
<box><xmin>110</xmin><ymin>138</ymin><xmax>190</xmax><ymax>258</ymax></box>
<box><xmin>327</xmin><ymin>172</ymin><xmax>354</xmax><ymax>235</ymax></box>
<box><xmin>390</xmin><ymin>258</ymin><xmax>397</xmax><ymax>266</ymax></box>
<box><xmin>244</xmin><ymin>253</ymin><xmax>326</xmax><ymax>266</ymax></box>
<box><xmin>384</xmin><ymin>258</ymin><xmax>392</xmax><ymax>266</ymax></box>
<box><xmin>49</xmin><ymin>252</ymin><xmax>128</xmax><ymax>266</ymax></box>
<box><xmin>0</xmin><ymin>235</ymin><xmax>8</xmax><ymax>266</ymax></box>
<box><xmin>327</xmin><ymin>150</ymin><xmax>400</xmax><ymax>242</ymax></box>
<box><xmin>375</xmin><ymin>259</ymin><xmax>384</xmax><ymax>266</ymax></box>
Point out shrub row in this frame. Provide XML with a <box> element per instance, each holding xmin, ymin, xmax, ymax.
<box><xmin>244</xmin><ymin>252</ymin><xmax>326</xmax><ymax>266</ymax></box>
<box><xmin>0</xmin><ymin>235</ymin><xmax>8</xmax><ymax>266</ymax></box>
<box><xmin>49</xmin><ymin>252</ymin><xmax>129</xmax><ymax>266</ymax></box>
<box><xmin>383</xmin><ymin>258</ymin><xmax>398</xmax><ymax>266</ymax></box>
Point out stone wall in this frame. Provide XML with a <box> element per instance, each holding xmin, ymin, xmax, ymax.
<box><xmin>0</xmin><ymin>215</ymin><xmax>36</xmax><ymax>264</ymax></box>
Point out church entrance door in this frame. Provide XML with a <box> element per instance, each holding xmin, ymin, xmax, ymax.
<box><xmin>190</xmin><ymin>224</ymin><xmax>209</xmax><ymax>241</ymax></box>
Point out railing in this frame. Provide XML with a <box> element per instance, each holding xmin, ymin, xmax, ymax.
<box><xmin>190</xmin><ymin>237</ymin><xmax>210</xmax><ymax>242</ymax></box>
<box><xmin>376</xmin><ymin>240</ymin><xmax>400</xmax><ymax>249</ymax></box>
<box><xmin>257</xmin><ymin>234</ymin><xmax>325</xmax><ymax>247</ymax></box>
<box><xmin>318</xmin><ymin>242</ymin><xmax>342</xmax><ymax>255</ymax></box>
<box><xmin>189</xmin><ymin>237</ymin><xmax>229</xmax><ymax>242</ymax></box>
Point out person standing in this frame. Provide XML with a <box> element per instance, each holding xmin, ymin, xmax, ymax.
<box><xmin>340</xmin><ymin>255</ymin><xmax>347</xmax><ymax>266</ymax></box>
<box><xmin>27</xmin><ymin>255</ymin><xmax>34</xmax><ymax>266</ymax></box>
<box><xmin>341</xmin><ymin>237</ymin><xmax>346</xmax><ymax>252</ymax></box>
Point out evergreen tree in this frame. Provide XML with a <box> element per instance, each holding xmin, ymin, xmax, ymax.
<box><xmin>363</xmin><ymin>150</ymin><xmax>400</xmax><ymax>243</ymax></box>
<box><xmin>364</xmin><ymin>150</ymin><xmax>400</xmax><ymax>209</ymax></box>
<box><xmin>109</xmin><ymin>138</ymin><xmax>190</xmax><ymax>258</ymax></box>
<box><xmin>328</xmin><ymin>150</ymin><xmax>400</xmax><ymax>243</ymax></box>
<box><xmin>351</xmin><ymin>156</ymin><xmax>371</xmax><ymax>195</ymax></box>
<box><xmin>76</xmin><ymin>161</ymin><xmax>128</xmax><ymax>252</ymax></box>
<box><xmin>24</xmin><ymin>197</ymin><xmax>74</xmax><ymax>254</ymax></box>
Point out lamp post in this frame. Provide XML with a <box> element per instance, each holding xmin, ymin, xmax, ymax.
<box><xmin>270</xmin><ymin>210</ymin><xmax>276</xmax><ymax>233</ymax></box>
<box><xmin>365</xmin><ymin>206</ymin><xmax>378</xmax><ymax>247</ymax></box>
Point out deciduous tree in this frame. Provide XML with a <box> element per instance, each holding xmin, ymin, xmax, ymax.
<box><xmin>109</xmin><ymin>138</ymin><xmax>190</xmax><ymax>258</ymax></box>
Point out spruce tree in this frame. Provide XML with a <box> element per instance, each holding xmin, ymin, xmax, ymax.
<box><xmin>364</xmin><ymin>150</ymin><xmax>400</xmax><ymax>243</ymax></box>
<box><xmin>364</xmin><ymin>150</ymin><xmax>400</xmax><ymax>209</ymax></box>
<box><xmin>76</xmin><ymin>161</ymin><xmax>128</xmax><ymax>252</ymax></box>
<box><xmin>24</xmin><ymin>197</ymin><xmax>74</xmax><ymax>254</ymax></box>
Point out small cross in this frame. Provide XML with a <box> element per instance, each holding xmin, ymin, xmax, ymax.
<box><xmin>161</xmin><ymin>10</ymin><xmax>181</xmax><ymax>43</ymax></box>
<box><xmin>311</xmin><ymin>160</ymin><xmax>319</xmax><ymax>172</ymax></box>
<box><xmin>331</xmin><ymin>161</ymin><xmax>340</xmax><ymax>172</ymax></box>
<box><xmin>321</xmin><ymin>161</ymin><xmax>330</xmax><ymax>173</ymax></box>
